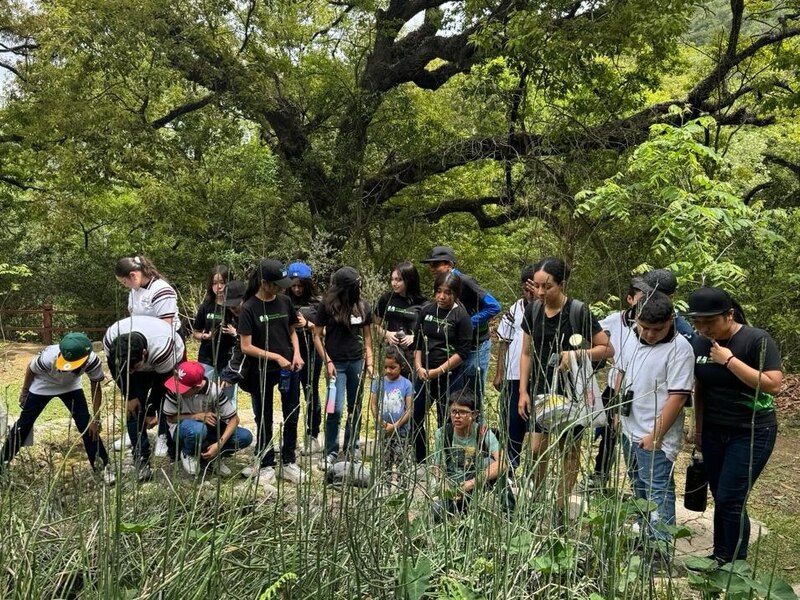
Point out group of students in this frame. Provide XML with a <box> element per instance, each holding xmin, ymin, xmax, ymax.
<box><xmin>0</xmin><ymin>248</ymin><xmax>783</xmax><ymax>569</ymax></box>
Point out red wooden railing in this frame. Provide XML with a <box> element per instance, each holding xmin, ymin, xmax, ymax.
<box><xmin>0</xmin><ymin>305</ymin><xmax>117</xmax><ymax>344</ymax></box>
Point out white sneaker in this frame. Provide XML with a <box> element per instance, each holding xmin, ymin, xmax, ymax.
<box><xmin>102</xmin><ymin>464</ymin><xmax>116</xmax><ymax>486</ymax></box>
<box><xmin>113</xmin><ymin>436</ymin><xmax>132</xmax><ymax>451</ymax></box>
<box><xmin>180</xmin><ymin>452</ymin><xmax>199</xmax><ymax>476</ymax></box>
<box><xmin>213</xmin><ymin>460</ymin><xmax>232</xmax><ymax>476</ymax></box>
<box><xmin>244</xmin><ymin>466</ymin><xmax>276</xmax><ymax>484</ymax></box>
<box><xmin>137</xmin><ymin>463</ymin><xmax>153</xmax><ymax>482</ymax></box>
<box><xmin>318</xmin><ymin>453</ymin><xmax>336</xmax><ymax>471</ymax></box>
<box><xmin>281</xmin><ymin>463</ymin><xmax>307</xmax><ymax>484</ymax></box>
<box><xmin>301</xmin><ymin>437</ymin><xmax>323</xmax><ymax>455</ymax></box>
<box><xmin>154</xmin><ymin>434</ymin><xmax>169</xmax><ymax>458</ymax></box>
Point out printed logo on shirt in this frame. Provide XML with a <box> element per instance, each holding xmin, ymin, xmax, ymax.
<box><xmin>206</xmin><ymin>313</ymin><xmax>222</xmax><ymax>321</ymax></box>
<box><xmin>696</xmin><ymin>356</ymin><xmax>710</xmax><ymax>364</ymax></box>
<box><xmin>424</xmin><ymin>314</ymin><xmax>452</xmax><ymax>328</ymax></box>
<box><xmin>351</xmin><ymin>315</ymin><xmax>364</xmax><ymax>325</ymax></box>
<box><xmin>387</xmin><ymin>306</ymin><xmax>414</xmax><ymax>315</ymax></box>
<box><xmin>259</xmin><ymin>313</ymin><xmax>289</xmax><ymax>323</ymax></box>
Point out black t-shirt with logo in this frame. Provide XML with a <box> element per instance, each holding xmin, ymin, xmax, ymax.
<box><xmin>314</xmin><ymin>301</ymin><xmax>373</xmax><ymax>362</ymax></box>
<box><xmin>238</xmin><ymin>294</ymin><xmax>299</xmax><ymax>372</ymax></box>
<box><xmin>521</xmin><ymin>298</ymin><xmax>602</xmax><ymax>395</ymax></box>
<box><xmin>414</xmin><ymin>302</ymin><xmax>473</xmax><ymax>368</ymax></box>
<box><xmin>290</xmin><ymin>296</ymin><xmax>319</xmax><ymax>360</ymax></box>
<box><xmin>375</xmin><ymin>291</ymin><xmax>424</xmax><ymax>334</ymax></box>
<box><xmin>691</xmin><ymin>325</ymin><xmax>781</xmax><ymax>429</ymax></box>
<box><xmin>193</xmin><ymin>301</ymin><xmax>238</xmax><ymax>372</ymax></box>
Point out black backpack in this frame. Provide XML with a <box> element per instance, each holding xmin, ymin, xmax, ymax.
<box><xmin>527</xmin><ymin>298</ymin><xmax>607</xmax><ymax>371</ymax></box>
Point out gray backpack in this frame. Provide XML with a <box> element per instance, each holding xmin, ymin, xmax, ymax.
<box><xmin>324</xmin><ymin>460</ymin><xmax>371</xmax><ymax>488</ymax></box>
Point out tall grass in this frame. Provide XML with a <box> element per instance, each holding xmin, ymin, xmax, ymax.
<box><xmin>0</xmin><ymin>362</ymin><xmax>795</xmax><ymax>599</ymax></box>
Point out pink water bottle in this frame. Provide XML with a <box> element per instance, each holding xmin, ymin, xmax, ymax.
<box><xmin>326</xmin><ymin>377</ymin><xmax>337</xmax><ymax>414</ymax></box>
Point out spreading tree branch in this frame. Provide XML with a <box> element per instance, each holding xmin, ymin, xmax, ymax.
<box><xmin>150</xmin><ymin>94</ymin><xmax>217</xmax><ymax>129</ymax></box>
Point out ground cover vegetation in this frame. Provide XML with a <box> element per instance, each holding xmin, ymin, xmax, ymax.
<box><xmin>1</xmin><ymin>0</ymin><xmax>800</xmax><ymax>597</ymax></box>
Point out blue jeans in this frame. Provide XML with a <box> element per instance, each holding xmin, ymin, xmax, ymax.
<box><xmin>622</xmin><ymin>434</ymin><xmax>676</xmax><ymax>544</ymax></box>
<box><xmin>176</xmin><ymin>419</ymin><xmax>253</xmax><ymax>459</ymax></box>
<box><xmin>2</xmin><ymin>390</ymin><xmax>109</xmax><ymax>469</ymax></box>
<box><xmin>702</xmin><ymin>424</ymin><xmax>776</xmax><ymax>562</ymax></box>
<box><xmin>201</xmin><ymin>363</ymin><xmax>237</xmax><ymax>409</ymax></box>
<box><xmin>462</xmin><ymin>339</ymin><xmax>491</xmax><ymax>411</ymax></box>
<box><xmin>324</xmin><ymin>359</ymin><xmax>364</xmax><ymax>457</ymax></box>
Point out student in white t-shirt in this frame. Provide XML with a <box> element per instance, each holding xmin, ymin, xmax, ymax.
<box><xmin>584</xmin><ymin>277</ymin><xmax>650</xmax><ymax>490</ymax></box>
<box><xmin>1</xmin><ymin>332</ymin><xmax>115</xmax><ymax>484</ymax></box>
<box><xmin>614</xmin><ymin>291</ymin><xmax>694</xmax><ymax>561</ymax></box>
<box><xmin>162</xmin><ymin>360</ymin><xmax>252</xmax><ymax>477</ymax></box>
<box><xmin>114</xmin><ymin>255</ymin><xmax>181</xmax><ymax>457</ymax></box>
<box><xmin>103</xmin><ymin>316</ymin><xmax>185</xmax><ymax>481</ymax></box>
<box><xmin>493</xmin><ymin>265</ymin><xmax>534</xmax><ymax>470</ymax></box>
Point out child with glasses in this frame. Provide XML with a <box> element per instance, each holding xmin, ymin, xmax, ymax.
<box><xmin>430</xmin><ymin>389</ymin><xmax>501</xmax><ymax>521</ymax></box>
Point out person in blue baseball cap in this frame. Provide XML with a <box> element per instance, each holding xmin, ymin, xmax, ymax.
<box><xmin>286</xmin><ymin>262</ymin><xmax>324</xmax><ymax>455</ymax></box>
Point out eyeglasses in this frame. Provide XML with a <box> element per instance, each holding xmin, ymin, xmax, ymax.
<box><xmin>449</xmin><ymin>409</ymin><xmax>473</xmax><ymax>417</ymax></box>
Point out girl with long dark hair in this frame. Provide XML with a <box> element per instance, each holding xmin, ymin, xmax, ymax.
<box><xmin>375</xmin><ymin>261</ymin><xmax>427</xmax><ymax>374</ymax></box>
<box><xmin>312</xmin><ymin>267</ymin><xmax>375</xmax><ymax>469</ymax></box>
<box><xmin>412</xmin><ymin>271</ymin><xmax>472</xmax><ymax>463</ymax></box>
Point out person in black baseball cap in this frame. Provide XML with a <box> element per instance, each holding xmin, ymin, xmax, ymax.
<box><xmin>238</xmin><ymin>259</ymin><xmax>307</xmax><ymax>485</ymax></box>
<box><xmin>641</xmin><ymin>268</ymin><xmax>695</xmax><ymax>342</ymax></box>
<box><xmin>687</xmin><ymin>285</ymin><xmax>782</xmax><ymax>564</ymax></box>
<box><xmin>420</xmin><ymin>245</ymin><xmax>500</xmax><ymax>409</ymax></box>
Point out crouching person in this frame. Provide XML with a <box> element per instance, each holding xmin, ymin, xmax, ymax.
<box><xmin>615</xmin><ymin>291</ymin><xmax>694</xmax><ymax>568</ymax></box>
<box><xmin>2</xmin><ymin>332</ymin><xmax>114</xmax><ymax>484</ymax></box>
<box><xmin>164</xmin><ymin>360</ymin><xmax>252</xmax><ymax>477</ymax></box>
<box><xmin>431</xmin><ymin>389</ymin><xmax>510</xmax><ymax>521</ymax></box>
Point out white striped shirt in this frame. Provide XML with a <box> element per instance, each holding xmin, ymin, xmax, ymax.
<box><xmin>103</xmin><ymin>316</ymin><xmax>185</xmax><ymax>374</ymax></box>
<box><xmin>128</xmin><ymin>278</ymin><xmax>180</xmax><ymax>333</ymax></box>
<box><xmin>28</xmin><ymin>345</ymin><xmax>104</xmax><ymax>396</ymax></box>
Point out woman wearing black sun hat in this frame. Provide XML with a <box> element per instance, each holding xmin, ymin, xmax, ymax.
<box><xmin>687</xmin><ymin>286</ymin><xmax>782</xmax><ymax>565</ymax></box>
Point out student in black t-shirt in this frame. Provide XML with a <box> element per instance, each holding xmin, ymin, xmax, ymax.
<box><xmin>192</xmin><ymin>266</ymin><xmax>243</xmax><ymax>406</ymax></box>
<box><xmin>412</xmin><ymin>271</ymin><xmax>472</xmax><ymax>464</ymax></box>
<box><xmin>312</xmin><ymin>267</ymin><xmax>375</xmax><ymax>469</ymax></box>
<box><xmin>687</xmin><ymin>286</ymin><xmax>782</xmax><ymax>565</ymax></box>
<box><xmin>375</xmin><ymin>261</ymin><xmax>427</xmax><ymax>374</ymax></box>
<box><xmin>517</xmin><ymin>257</ymin><xmax>612</xmax><ymax>516</ymax></box>
<box><xmin>287</xmin><ymin>261</ymin><xmax>324</xmax><ymax>455</ymax></box>
<box><xmin>238</xmin><ymin>259</ymin><xmax>306</xmax><ymax>486</ymax></box>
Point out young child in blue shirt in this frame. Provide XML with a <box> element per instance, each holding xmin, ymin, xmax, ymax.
<box><xmin>370</xmin><ymin>348</ymin><xmax>413</xmax><ymax>483</ymax></box>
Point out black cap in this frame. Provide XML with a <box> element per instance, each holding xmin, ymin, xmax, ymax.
<box><xmin>421</xmin><ymin>246</ymin><xmax>456</xmax><ymax>264</ymax></box>
<box><xmin>643</xmin><ymin>268</ymin><xmax>678</xmax><ymax>295</ymax></box>
<box><xmin>686</xmin><ymin>286</ymin><xmax>733</xmax><ymax>317</ymax></box>
<box><xmin>631</xmin><ymin>277</ymin><xmax>653</xmax><ymax>294</ymax></box>
<box><xmin>223</xmin><ymin>280</ymin><xmax>246</xmax><ymax>306</ymax></box>
<box><xmin>259</xmin><ymin>259</ymin><xmax>292</xmax><ymax>288</ymax></box>
<box><xmin>332</xmin><ymin>266</ymin><xmax>361</xmax><ymax>287</ymax></box>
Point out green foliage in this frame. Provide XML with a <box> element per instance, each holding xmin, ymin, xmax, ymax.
<box><xmin>576</xmin><ymin>118</ymin><xmax>781</xmax><ymax>289</ymax></box>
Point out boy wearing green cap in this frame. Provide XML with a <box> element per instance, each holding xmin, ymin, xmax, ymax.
<box><xmin>1</xmin><ymin>332</ymin><xmax>115</xmax><ymax>484</ymax></box>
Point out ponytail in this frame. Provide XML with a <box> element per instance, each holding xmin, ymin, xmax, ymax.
<box><xmin>115</xmin><ymin>255</ymin><xmax>164</xmax><ymax>280</ymax></box>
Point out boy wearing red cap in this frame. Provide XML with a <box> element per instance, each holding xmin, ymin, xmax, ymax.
<box><xmin>163</xmin><ymin>360</ymin><xmax>253</xmax><ymax>476</ymax></box>
<box><xmin>2</xmin><ymin>332</ymin><xmax>115</xmax><ymax>484</ymax></box>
